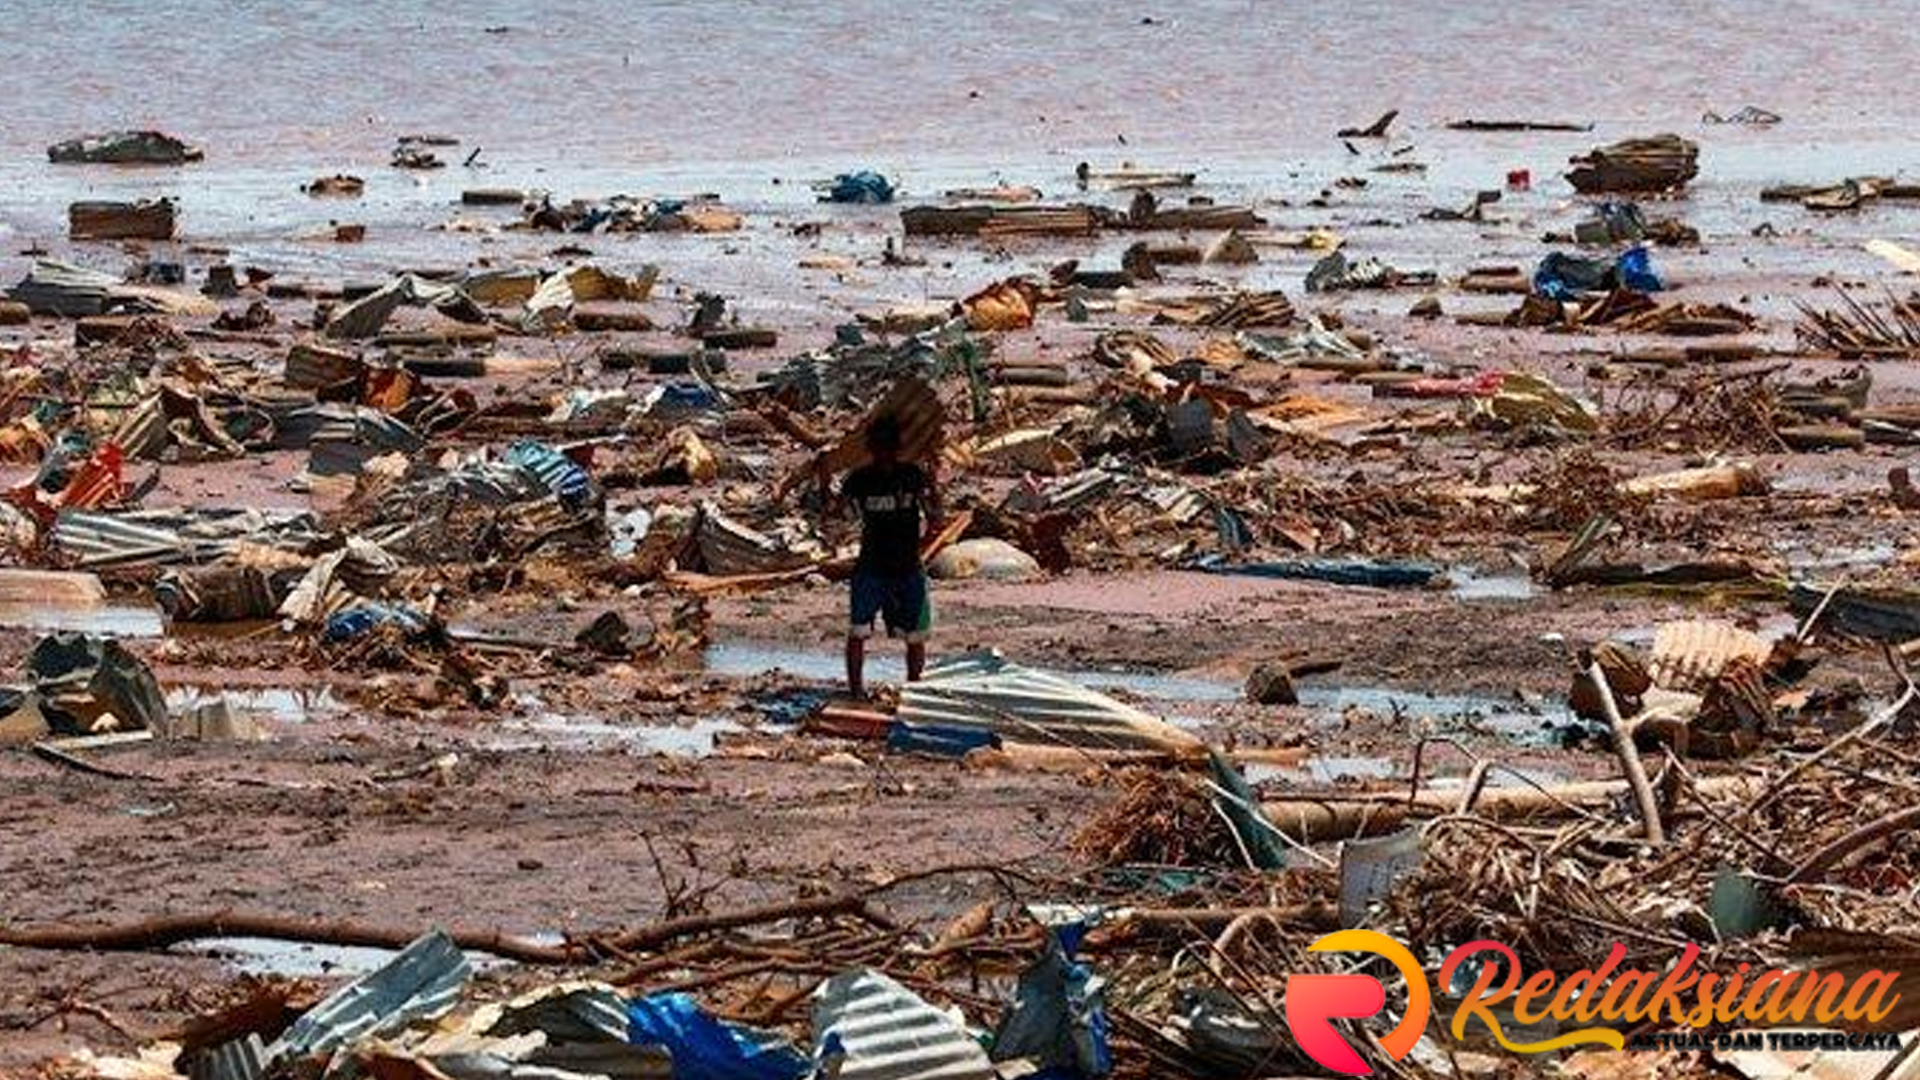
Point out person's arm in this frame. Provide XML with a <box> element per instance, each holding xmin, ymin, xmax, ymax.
<box><xmin>921</xmin><ymin>468</ymin><xmax>944</xmax><ymax>539</ymax></box>
<box><xmin>816</xmin><ymin>457</ymin><xmax>845</xmax><ymax>522</ymax></box>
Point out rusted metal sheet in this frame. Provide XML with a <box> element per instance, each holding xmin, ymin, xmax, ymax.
<box><xmin>189</xmin><ymin>1033</ymin><xmax>265</xmax><ymax>1080</ymax></box>
<box><xmin>1647</xmin><ymin>619</ymin><xmax>1771</xmax><ymax>693</ymax></box>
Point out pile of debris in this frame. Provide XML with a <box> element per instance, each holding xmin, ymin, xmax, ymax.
<box><xmin>1565</xmin><ymin>134</ymin><xmax>1699</xmax><ymax>194</ymax></box>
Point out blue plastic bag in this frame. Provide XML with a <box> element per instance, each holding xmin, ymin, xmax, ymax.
<box><xmin>1615</xmin><ymin>245</ymin><xmax>1664</xmax><ymax>293</ymax></box>
<box><xmin>627</xmin><ymin>993</ymin><xmax>808</xmax><ymax>1080</ymax></box>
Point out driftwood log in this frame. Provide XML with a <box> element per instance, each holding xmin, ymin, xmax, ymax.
<box><xmin>0</xmin><ymin>892</ymin><xmax>891</xmax><ymax>966</ymax></box>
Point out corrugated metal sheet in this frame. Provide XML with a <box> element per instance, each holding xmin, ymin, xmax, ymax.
<box><xmin>506</xmin><ymin>441</ymin><xmax>591</xmax><ymax>507</ymax></box>
<box><xmin>267</xmin><ymin>930</ymin><xmax>471</xmax><ymax>1062</ymax></box>
<box><xmin>812</xmin><ymin>969</ymin><xmax>993</xmax><ymax>1080</ymax></box>
<box><xmin>1648</xmin><ymin>619</ymin><xmax>1771</xmax><ymax>692</ymax></box>
<box><xmin>110</xmin><ymin>395</ymin><xmax>170</xmax><ymax>459</ymax></box>
<box><xmin>6</xmin><ymin>260</ymin><xmax>119</xmax><ymax>316</ymax></box>
<box><xmin>50</xmin><ymin>510</ymin><xmax>188</xmax><ymax>566</ymax></box>
<box><xmin>1003</xmin><ymin>468</ymin><xmax>1122</xmax><ymax>516</ymax></box>
<box><xmin>52</xmin><ymin>509</ymin><xmax>319</xmax><ymax>569</ymax></box>
<box><xmin>1141</xmin><ymin>482</ymin><xmax>1207</xmax><ymax>524</ymax></box>
<box><xmin>188</xmin><ymin>1033</ymin><xmax>265</xmax><ymax>1080</ymax></box>
<box><xmin>484</xmin><ymin>982</ymin><xmax>630</xmax><ymax>1044</ymax></box>
<box><xmin>696</xmin><ymin>502</ymin><xmax>813</xmax><ymax>576</ymax></box>
<box><xmin>898</xmin><ymin>651</ymin><xmax>1203</xmax><ymax>753</ymax></box>
<box><xmin>309</xmin><ymin>410</ymin><xmax>425</xmax><ymax>476</ymax></box>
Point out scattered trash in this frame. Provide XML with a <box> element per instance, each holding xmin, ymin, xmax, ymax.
<box><xmin>25</xmin><ymin>631</ymin><xmax>168</xmax><ymax>736</ymax></box>
<box><xmin>1703</xmin><ymin>105</ymin><xmax>1782</xmax><ymax>125</ymax></box>
<box><xmin>1532</xmin><ymin>246</ymin><xmax>1663</xmax><ymax>300</ymax></box>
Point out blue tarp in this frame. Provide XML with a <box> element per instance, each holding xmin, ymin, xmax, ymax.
<box><xmin>821</xmin><ymin>170</ymin><xmax>895</xmax><ymax>204</ymax></box>
<box><xmin>627</xmin><ymin>993</ymin><xmax>809</xmax><ymax>1080</ymax></box>
<box><xmin>887</xmin><ymin>721</ymin><xmax>1000</xmax><ymax>758</ymax></box>
<box><xmin>1533</xmin><ymin>246</ymin><xmax>1663</xmax><ymax>301</ymax></box>
<box><xmin>991</xmin><ymin>924</ymin><xmax>1112</xmax><ymax>1079</ymax></box>
<box><xmin>323</xmin><ymin>603</ymin><xmax>428</xmax><ymax>642</ymax></box>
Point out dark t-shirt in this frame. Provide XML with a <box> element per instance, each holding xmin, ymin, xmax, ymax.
<box><xmin>843</xmin><ymin>463</ymin><xmax>929</xmax><ymax>575</ymax></box>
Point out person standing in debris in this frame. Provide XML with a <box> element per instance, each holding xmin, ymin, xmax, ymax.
<box><xmin>830</xmin><ymin>415</ymin><xmax>941</xmax><ymax>698</ymax></box>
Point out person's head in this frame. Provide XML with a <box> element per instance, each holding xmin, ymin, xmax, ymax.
<box><xmin>865</xmin><ymin>414</ymin><xmax>903</xmax><ymax>465</ymax></box>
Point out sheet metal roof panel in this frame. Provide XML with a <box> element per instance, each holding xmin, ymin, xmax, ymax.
<box><xmin>812</xmin><ymin>969</ymin><xmax>993</xmax><ymax>1080</ymax></box>
<box><xmin>266</xmin><ymin>930</ymin><xmax>472</xmax><ymax>1062</ymax></box>
<box><xmin>898</xmin><ymin>651</ymin><xmax>1201</xmax><ymax>752</ymax></box>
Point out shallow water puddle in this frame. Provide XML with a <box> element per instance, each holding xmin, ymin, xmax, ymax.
<box><xmin>706</xmin><ymin>640</ymin><xmax>1581</xmax><ymax>744</ymax></box>
<box><xmin>486</xmin><ymin>713</ymin><xmax>742</xmax><ymax>756</ymax></box>
<box><xmin>1244</xmin><ymin>755</ymin><xmax>1397</xmax><ymax>786</ymax></box>
<box><xmin>190</xmin><ymin>933</ymin><xmax>558</xmax><ymax>976</ymax></box>
<box><xmin>1446</xmin><ymin>567</ymin><xmax>1537</xmax><ymax>601</ymax></box>
<box><xmin>167</xmin><ymin>686</ymin><xmax>342</xmax><ymax>724</ymax></box>
<box><xmin>704</xmin><ymin>641</ymin><xmax>1241</xmax><ymax>702</ymax></box>
<box><xmin>0</xmin><ymin>604</ymin><xmax>165</xmax><ymax>637</ymax></box>
<box><xmin>1296</xmin><ymin>684</ymin><xmax>1573</xmax><ymax>740</ymax></box>
<box><xmin>190</xmin><ymin>937</ymin><xmax>408</xmax><ymax>977</ymax></box>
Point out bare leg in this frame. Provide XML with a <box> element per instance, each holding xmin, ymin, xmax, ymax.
<box><xmin>846</xmin><ymin>634</ymin><xmax>866</xmax><ymax>698</ymax></box>
<box><xmin>906</xmin><ymin>640</ymin><xmax>926</xmax><ymax>682</ymax></box>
